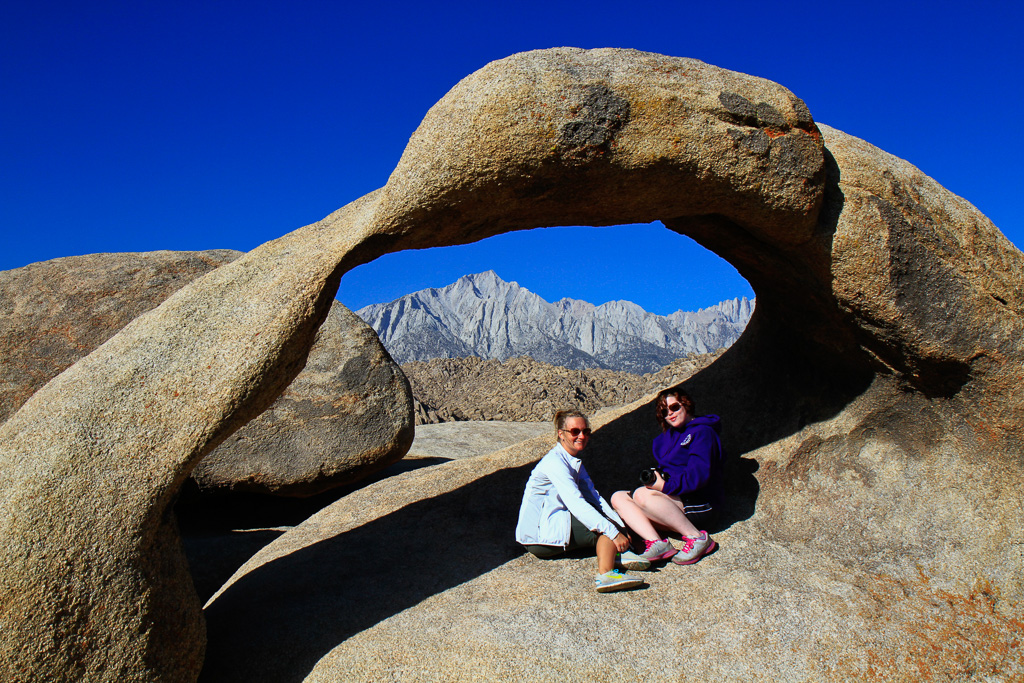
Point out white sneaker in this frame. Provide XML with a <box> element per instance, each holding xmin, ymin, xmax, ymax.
<box><xmin>616</xmin><ymin>549</ymin><xmax>652</xmax><ymax>571</ymax></box>
<box><xmin>594</xmin><ymin>569</ymin><xmax>645</xmax><ymax>593</ymax></box>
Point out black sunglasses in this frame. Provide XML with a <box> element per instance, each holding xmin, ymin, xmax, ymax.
<box><xmin>560</xmin><ymin>427</ymin><xmax>592</xmax><ymax>437</ymax></box>
<box><xmin>664</xmin><ymin>403</ymin><xmax>683</xmax><ymax>414</ymax></box>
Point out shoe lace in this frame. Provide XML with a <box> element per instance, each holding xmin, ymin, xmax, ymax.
<box><xmin>643</xmin><ymin>539</ymin><xmax>659</xmax><ymax>552</ymax></box>
<box><xmin>680</xmin><ymin>537</ymin><xmax>695</xmax><ymax>553</ymax></box>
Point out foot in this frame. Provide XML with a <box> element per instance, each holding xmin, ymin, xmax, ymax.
<box><xmin>594</xmin><ymin>568</ymin><xmax>645</xmax><ymax>593</ymax></box>
<box><xmin>639</xmin><ymin>538</ymin><xmax>678</xmax><ymax>562</ymax></box>
<box><xmin>616</xmin><ymin>549</ymin><xmax>652</xmax><ymax>571</ymax></box>
<box><xmin>670</xmin><ymin>531</ymin><xmax>717</xmax><ymax>565</ymax></box>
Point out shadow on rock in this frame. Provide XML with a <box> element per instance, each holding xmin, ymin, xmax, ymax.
<box><xmin>200</xmin><ymin>461</ymin><xmax>536</xmax><ymax>683</ymax></box>
<box><xmin>179</xmin><ymin>457</ymin><xmax>451</xmax><ymax>603</ymax></box>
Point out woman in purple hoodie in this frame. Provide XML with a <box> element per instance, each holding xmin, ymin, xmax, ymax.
<box><xmin>611</xmin><ymin>389</ymin><xmax>723</xmax><ymax>565</ymax></box>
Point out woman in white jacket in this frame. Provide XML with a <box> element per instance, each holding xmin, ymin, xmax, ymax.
<box><xmin>515</xmin><ymin>410</ymin><xmax>648</xmax><ymax>593</ymax></box>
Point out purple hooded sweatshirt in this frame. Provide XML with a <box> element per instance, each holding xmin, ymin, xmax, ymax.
<box><xmin>651</xmin><ymin>414</ymin><xmax>724</xmax><ymax>510</ymax></box>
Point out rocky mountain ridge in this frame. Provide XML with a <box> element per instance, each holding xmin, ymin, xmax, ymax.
<box><xmin>403</xmin><ymin>350</ymin><xmax>723</xmax><ymax>424</ymax></box>
<box><xmin>356</xmin><ymin>270</ymin><xmax>752</xmax><ymax>374</ymax></box>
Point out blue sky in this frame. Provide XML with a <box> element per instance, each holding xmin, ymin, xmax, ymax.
<box><xmin>3</xmin><ymin>1</ymin><xmax>1020</xmax><ymax>315</ymax></box>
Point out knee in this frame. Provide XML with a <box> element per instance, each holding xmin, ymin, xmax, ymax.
<box><xmin>610</xmin><ymin>490</ymin><xmax>632</xmax><ymax>510</ymax></box>
<box><xmin>633</xmin><ymin>487</ymin><xmax>655</xmax><ymax>509</ymax></box>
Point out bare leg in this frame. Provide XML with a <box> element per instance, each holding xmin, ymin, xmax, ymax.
<box><xmin>596</xmin><ymin>533</ymin><xmax>618</xmax><ymax>574</ymax></box>
<box><xmin>633</xmin><ymin>487</ymin><xmax>700</xmax><ymax>538</ymax></box>
<box><xmin>611</xmin><ymin>490</ymin><xmax>661</xmax><ymax>542</ymax></box>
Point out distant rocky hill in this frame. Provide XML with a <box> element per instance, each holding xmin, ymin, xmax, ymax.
<box><xmin>402</xmin><ymin>350</ymin><xmax>723</xmax><ymax>424</ymax></box>
<box><xmin>356</xmin><ymin>271</ymin><xmax>753</xmax><ymax>374</ymax></box>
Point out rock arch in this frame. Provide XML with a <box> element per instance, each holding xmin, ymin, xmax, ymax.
<box><xmin>2</xmin><ymin>48</ymin><xmax>1022</xmax><ymax>682</ymax></box>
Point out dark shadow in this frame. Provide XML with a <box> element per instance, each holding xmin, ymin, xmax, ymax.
<box><xmin>200</xmin><ymin>460</ymin><xmax>537</xmax><ymax>682</ymax></box>
<box><xmin>176</xmin><ymin>456</ymin><xmax>451</xmax><ymax>533</ymax></box>
<box><xmin>183</xmin><ymin>529</ymin><xmax>284</xmax><ymax>604</ymax></box>
<box><xmin>177</xmin><ymin>457</ymin><xmax>450</xmax><ymax>604</ymax></box>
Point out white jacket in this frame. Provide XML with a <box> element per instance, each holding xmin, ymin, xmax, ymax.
<box><xmin>515</xmin><ymin>441</ymin><xmax>624</xmax><ymax>547</ymax></box>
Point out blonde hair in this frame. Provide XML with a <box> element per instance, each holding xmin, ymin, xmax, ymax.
<box><xmin>554</xmin><ymin>409</ymin><xmax>590</xmax><ymax>432</ymax></box>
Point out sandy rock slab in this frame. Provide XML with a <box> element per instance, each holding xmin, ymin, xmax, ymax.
<box><xmin>407</xmin><ymin>420</ymin><xmax>550</xmax><ymax>459</ymax></box>
<box><xmin>203</xmin><ymin>385</ymin><xmax>1024</xmax><ymax>682</ymax></box>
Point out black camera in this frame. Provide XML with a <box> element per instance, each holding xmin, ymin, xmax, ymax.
<box><xmin>639</xmin><ymin>467</ymin><xmax>663</xmax><ymax>486</ymax></box>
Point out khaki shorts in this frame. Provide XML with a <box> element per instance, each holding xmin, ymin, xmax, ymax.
<box><xmin>523</xmin><ymin>514</ymin><xmax>601</xmax><ymax>559</ymax></box>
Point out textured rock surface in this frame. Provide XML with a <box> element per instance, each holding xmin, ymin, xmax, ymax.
<box><xmin>191</xmin><ymin>301</ymin><xmax>413</xmax><ymax>496</ymax></box>
<box><xmin>202</xmin><ymin>389</ymin><xmax>1024</xmax><ymax>681</ymax></box>
<box><xmin>0</xmin><ymin>192</ymin><xmax>383</xmax><ymax>682</ymax></box>
<box><xmin>2</xmin><ymin>47</ymin><xmax>1022</xmax><ymax>681</ymax></box>
<box><xmin>404</xmin><ymin>351</ymin><xmax>721</xmax><ymax>424</ymax></box>
<box><xmin>407</xmin><ymin>420</ymin><xmax>550</xmax><ymax>460</ymax></box>
<box><xmin>0</xmin><ymin>250</ymin><xmax>241</xmax><ymax>424</ymax></box>
<box><xmin>0</xmin><ymin>251</ymin><xmax>414</xmax><ymax>497</ymax></box>
<box><xmin>357</xmin><ymin>270</ymin><xmax>752</xmax><ymax>373</ymax></box>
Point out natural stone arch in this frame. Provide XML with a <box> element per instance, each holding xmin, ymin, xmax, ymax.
<box><xmin>1</xmin><ymin>47</ymin><xmax>1022</xmax><ymax>682</ymax></box>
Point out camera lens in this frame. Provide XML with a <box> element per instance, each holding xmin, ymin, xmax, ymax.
<box><xmin>639</xmin><ymin>468</ymin><xmax>656</xmax><ymax>486</ymax></box>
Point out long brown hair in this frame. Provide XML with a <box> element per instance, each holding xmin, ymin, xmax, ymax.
<box><xmin>655</xmin><ymin>389</ymin><xmax>695</xmax><ymax>432</ymax></box>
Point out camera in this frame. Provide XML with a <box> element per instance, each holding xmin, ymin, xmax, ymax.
<box><xmin>639</xmin><ymin>467</ymin><xmax>662</xmax><ymax>486</ymax></box>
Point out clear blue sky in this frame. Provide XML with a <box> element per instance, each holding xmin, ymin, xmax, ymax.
<box><xmin>3</xmin><ymin>1</ymin><xmax>1020</xmax><ymax>315</ymax></box>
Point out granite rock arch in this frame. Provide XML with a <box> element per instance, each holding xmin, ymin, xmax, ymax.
<box><xmin>2</xmin><ymin>47</ymin><xmax>1021</xmax><ymax>682</ymax></box>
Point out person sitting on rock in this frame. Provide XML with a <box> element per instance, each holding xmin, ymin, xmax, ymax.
<box><xmin>611</xmin><ymin>389</ymin><xmax>723</xmax><ymax>566</ymax></box>
<box><xmin>516</xmin><ymin>409</ymin><xmax>650</xmax><ymax>593</ymax></box>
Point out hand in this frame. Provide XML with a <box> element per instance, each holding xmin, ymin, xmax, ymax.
<box><xmin>646</xmin><ymin>469</ymin><xmax>666</xmax><ymax>492</ymax></box>
<box><xmin>612</xmin><ymin>532</ymin><xmax>631</xmax><ymax>553</ymax></box>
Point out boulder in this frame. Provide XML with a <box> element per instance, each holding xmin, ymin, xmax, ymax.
<box><xmin>0</xmin><ymin>250</ymin><xmax>241</xmax><ymax>424</ymax></box>
<box><xmin>0</xmin><ymin>250</ymin><xmax>414</xmax><ymax>497</ymax></box>
<box><xmin>2</xmin><ymin>47</ymin><xmax>1022</xmax><ymax>681</ymax></box>
<box><xmin>406</xmin><ymin>420</ymin><xmax>550</xmax><ymax>460</ymax></box>
<box><xmin>190</xmin><ymin>300</ymin><xmax>413</xmax><ymax>497</ymax></box>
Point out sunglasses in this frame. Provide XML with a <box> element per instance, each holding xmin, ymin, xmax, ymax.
<box><xmin>560</xmin><ymin>427</ymin><xmax>592</xmax><ymax>437</ymax></box>
<box><xmin>664</xmin><ymin>403</ymin><xmax>683</xmax><ymax>414</ymax></box>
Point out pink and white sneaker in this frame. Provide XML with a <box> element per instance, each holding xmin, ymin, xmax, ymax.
<box><xmin>640</xmin><ymin>538</ymin><xmax>678</xmax><ymax>562</ymax></box>
<box><xmin>671</xmin><ymin>531</ymin><xmax>717</xmax><ymax>565</ymax></box>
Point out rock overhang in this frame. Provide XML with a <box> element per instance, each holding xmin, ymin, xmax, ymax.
<box><xmin>367</xmin><ymin>48</ymin><xmax>827</xmax><ymax>251</ymax></box>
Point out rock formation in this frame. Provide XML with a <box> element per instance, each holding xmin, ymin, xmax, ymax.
<box><xmin>190</xmin><ymin>300</ymin><xmax>413</xmax><ymax>497</ymax></box>
<box><xmin>0</xmin><ymin>250</ymin><xmax>241</xmax><ymax>424</ymax></box>
<box><xmin>2</xmin><ymin>47</ymin><xmax>1022</xmax><ymax>681</ymax></box>
<box><xmin>357</xmin><ymin>270</ymin><xmax>752</xmax><ymax>373</ymax></box>
<box><xmin>0</xmin><ymin>250</ymin><xmax>414</xmax><ymax>498</ymax></box>
<box><xmin>403</xmin><ymin>352</ymin><xmax>721</xmax><ymax>424</ymax></box>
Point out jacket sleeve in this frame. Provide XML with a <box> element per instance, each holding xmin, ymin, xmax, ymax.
<box><xmin>660</xmin><ymin>426</ymin><xmax>718</xmax><ymax>498</ymax></box>
<box><xmin>544</xmin><ymin>458</ymin><xmax>620</xmax><ymax>538</ymax></box>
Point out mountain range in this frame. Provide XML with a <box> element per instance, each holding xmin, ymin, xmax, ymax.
<box><xmin>355</xmin><ymin>271</ymin><xmax>754</xmax><ymax>374</ymax></box>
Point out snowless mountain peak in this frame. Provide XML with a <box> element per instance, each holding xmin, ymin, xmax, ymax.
<box><xmin>356</xmin><ymin>272</ymin><xmax>754</xmax><ymax>374</ymax></box>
